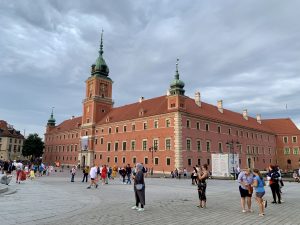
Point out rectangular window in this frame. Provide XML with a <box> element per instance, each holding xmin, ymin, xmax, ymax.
<box><xmin>166</xmin><ymin>158</ymin><xmax>171</xmax><ymax>166</ymax></box>
<box><xmin>123</xmin><ymin>125</ymin><xmax>127</xmax><ymax>132</ymax></box>
<box><xmin>100</xmin><ymin>137</ymin><xmax>104</xmax><ymax>145</ymax></box>
<box><xmin>186</xmin><ymin>120</ymin><xmax>190</xmax><ymax>128</ymax></box>
<box><xmin>114</xmin><ymin>156</ymin><xmax>118</xmax><ymax>163</ymax></box>
<box><xmin>165</xmin><ymin>139</ymin><xmax>171</xmax><ymax>150</ymax></box>
<box><xmin>131</xmin><ymin>141</ymin><xmax>136</xmax><ymax>150</ymax></box>
<box><xmin>122</xmin><ymin>157</ymin><xmax>126</xmax><ymax>164</ymax></box>
<box><xmin>196</xmin><ymin>122</ymin><xmax>200</xmax><ymax>130</ymax></box>
<box><xmin>197</xmin><ymin>140</ymin><xmax>201</xmax><ymax>151</ymax></box>
<box><xmin>269</xmin><ymin>147</ymin><xmax>272</xmax><ymax>155</ymax></box>
<box><xmin>186</xmin><ymin>139</ymin><xmax>191</xmax><ymax>151</ymax></box>
<box><xmin>132</xmin><ymin>124</ymin><xmax>135</xmax><ymax>131</ymax></box>
<box><xmin>293</xmin><ymin>147</ymin><xmax>299</xmax><ymax>155</ymax></box>
<box><xmin>228</xmin><ymin>128</ymin><xmax>231</xmax><ymax>135</ymax></box>
<box><xmin>95</xmin><ymin>138</ymin><xmax>98</xmax><ymax>145</ymax></box>
<box><xmin>206</xmin><ymin>141</ymin><xmax>211</xmax><ymax>152</ymax></box>
<box><xmin>122</xmin><ymin>142</ymin><xmax>127</xmax><ymax>151</ymax></box>
<box><xmin>115</xmin><ymin>142</ymin><xmax>119</xmax><ymax>151</ymax></box>
<box><xmin>188</xmin><ymin>158</ymin><xmax>192</xmax><ymax>166</ymax></box>
<box><xmin>133</xmin><ymin>157</ymin><xmax>137</xmax><ymax>164</ymax></box>
<box><xmin>107</xmin><ymin>142</ymin><xmax>111</xmax><ymax>151</ymax></box>
<box><xmin>292</xmin><ymin>136</ymin><xmax>297</xmax><ymax>143</ymax></box>
<box><xmin>154</xmin><ymin>157</ymin><xmax>159</xmax><ymax>165</ymax></box>
<box><xmin>218</xmin><ymin>142</ymin><xmax>223</xmax><ymax>153</ymax></box>
<box><xmin>246</xmin><ymin>132</ymin><xmax>249</xmax><ymax>138</ymax></box>
<box><xmin>205</xmin><ymin>123</ymin><xmax>209</xmax><ymax>131</ymax></box>
<box><xmin>207</xmin><ymin>158</ymin><xmax>210</xmax><ymax>165</ymax></box>
<box><xmin>218</xmin><ymin>126</ymin><xmax>221</xmax><ymax>134</ymax></box>
<box><xmin>143</xmin><ymin>122</ymin><xmax>147</xmax><ymax>130</ymax></box>
<box><xmin>154</xmin><ymin>120</ymin><xmax>158</xmax><ymax>128</ymax></box>
<box><xmin>142</xmin><ymin>140</ymin><xmax>147</xmax><ymax>150</ymax></box>
<box><xmin>166</xmin><ymin>119</ymin><xmax>171</xmax><ymax>128</ymax></box>
<box><xmin>115</xmin><ymin>127</ymin><xmax>119</xmax><ymax>133</ymax></box>
<box><xmin>153</xmin><ymin>139</ymin><xmax>158</xmax><ymax>150</ymax></box>
<box><xmin>198</xmin><ymin>158</ymin><xmax>201</xmax><ymax>166</ymax></box>
<box><xmin>144</xmin><ymin>157</ymin><xmax>148</xmax><ymax>165</ymax></box>
<box><xmin>108</xmin><ymin>128</ymin><xmax>112</xmax><ymax>134</ymax></box>
<box><xmin>284</xmin><ymin>147</ymin><xmax>290</xmax><ymax>155</ymax></box>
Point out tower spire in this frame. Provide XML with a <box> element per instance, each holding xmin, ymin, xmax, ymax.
<box><xmin>175</xmin><ymin>58</ymin><xmax>179</xmax><ymax>80</ymax></box>
<box><xmin>99</xmin><ymin>29</ymin><xmax>104</xmax><ymax>56</ymax></box>
<box><xmin>47</xmin><ymin>107</ymin><xmax>56</xmax><ymax>126</ymax></box>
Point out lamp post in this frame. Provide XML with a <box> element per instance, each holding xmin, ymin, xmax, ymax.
<box><xmin>226</xmin><ymin>139</ymin><xmax>240</xmax><ymax>179</ymax></box>
<box><xmin>149</xmin><ymin>146</ymin><xmax>157</xmax><ymax>176</ymax></box>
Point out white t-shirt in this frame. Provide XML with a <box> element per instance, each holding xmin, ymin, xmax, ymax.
<box><xmin>90</xmin><ymin>167</ymin><xmax>98</xmax><ymax>179</ymax></box>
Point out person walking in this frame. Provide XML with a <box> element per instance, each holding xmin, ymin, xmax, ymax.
<box><xmin>126</xmin><ymin>164</ymin><xmax>132</xmax><ymax>184</ymax></box>
<box><xmin>82</xmin><ymin>166</ymin><xmax>89</xmax><ymax>183</ymax></box>
<box><xmin>15</xmin><ymin>161</ymin><xmax>23</xmax><ymax>184</ymax></box>
<box><xmin>87</xmin><ymin>164</ymin><xmax>99</xmax><ymax>189</ymax></box>
<box><xmin>70</xmin><ymin>166</ymin><xmax>76</xmax><ymax>182</ymax></box>
<box><xmin>197</xmin><ymin>164</ymin><xmax>209</xmax><ymax>208</ymax></box>
<box><xmin>101</xmin><ymin>165</ymin><xmax>108</xmax><ymax>185</ymax></box>
<box><xmin>119</xmin><ymin>166</ymin><xmax>126</xmax><ymax>184</ymax></box>
<box><xmin>267</xmin><ymin>165</ymin><xmax>281</xmax><ymax>204</ymax></box>
<box><xmin>132</xmin><ymin>163</ymin><xmax>145</xmax><ymax>212</ymax></box>
<box><xmin>253</xmin><ymin>169</ymin><xmax>267</xmax><ymax>216</ymax></box>
<box><xmin>191</xmin><ymin>166</ymin><xmax>198</xmax><ymax>185</ymax></box>
<box><xmin>238</xmin><ymin>168</ymin><xmax>254</xmax><ymax>213</ymax></box>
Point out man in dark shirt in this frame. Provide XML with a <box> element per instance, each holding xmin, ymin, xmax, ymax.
<box><xmin>126</xmin><ymin>164</ymin><xmax>132</xmax><ymax>184</ymax></box>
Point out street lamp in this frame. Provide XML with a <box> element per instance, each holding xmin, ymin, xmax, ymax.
<box><xmin>149</xmin><ymin>146</ymin><xmax>157</xmax><ymax>176</ymax></box>
<box><xmin>226</xmin><ymin>139</ymin><xmax>240</xmax><ymax>179</ymax></box>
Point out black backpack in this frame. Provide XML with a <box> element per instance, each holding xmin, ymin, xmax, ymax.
<box><xmin>271</xmin><ymin>171</ymin><xmax>280</xmax><ymax>182</ymax></box>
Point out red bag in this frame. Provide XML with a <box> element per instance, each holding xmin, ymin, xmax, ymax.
<box><xmin>20</xmin><ymin>171</ymin><xmax>27</xmax><ymax>181</ymax></box>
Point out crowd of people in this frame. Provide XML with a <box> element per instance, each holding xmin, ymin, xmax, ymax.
<box><xmin>0</xmin><ymin>160</ymin><xmax>54</xmax><ymax>184</ymax></box>
<box><xmin>1</xmin><ymin>159</ymin><xmax>300</xmax><ymax>216</ymax></box>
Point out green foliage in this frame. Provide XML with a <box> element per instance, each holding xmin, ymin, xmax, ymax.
<box><xmin>22</xmin><ymin>133</ymin><xmax>44</xmax><ymax>160</ymax></box>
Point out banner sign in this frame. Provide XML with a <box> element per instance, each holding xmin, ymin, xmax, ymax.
<box><xmin>81</xmin><ymin>136</ymin><xmax>88</xmax><ymax>151</ymax></box>
<box><xmin>212</xmin><ymin>153</ymin><xmax>239</xmax><ymax>177</ymax></box>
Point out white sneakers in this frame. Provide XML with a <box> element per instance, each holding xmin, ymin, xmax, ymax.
<box><xmin>131</xmin><ymin>206</ymin><xmax>144</xmax><ymax>211</ymax></box>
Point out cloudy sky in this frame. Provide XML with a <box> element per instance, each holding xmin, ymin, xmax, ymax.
<box><xmin>1</xmin><ymin>0</ymin><xmax>300</xmax><ymax>138</ymax></box>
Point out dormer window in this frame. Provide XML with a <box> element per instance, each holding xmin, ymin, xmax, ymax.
<box><xmin>106</xmin><ymin>117</ymin><xmax>110</xmax><ymax>122</ymax></box>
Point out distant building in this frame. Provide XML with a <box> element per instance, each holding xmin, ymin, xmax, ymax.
<box><xmin>0</xmin><ymin>120</ymin><xmax>25</xmax><ymax>161</ymax></box>
<box><xmin>43</xmin><ymin>32</ymin><xmax>300</xmax><ymax>172</ymax></box>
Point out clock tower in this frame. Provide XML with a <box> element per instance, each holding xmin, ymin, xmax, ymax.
<box><xmin>82</xmin><ymin>31</ymin><xmax>113</xmax><ymax>126</ymax></box>
<box><xmin>80</xmin><ymin>31</ymin><xmax>113</xmax><ymax>167</ymax></box>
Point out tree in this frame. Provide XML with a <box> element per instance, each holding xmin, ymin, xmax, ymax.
<box><xmin>22</xmin><ymin>133</ymin><xmax>44</xmax><ymax>161</ymax></box>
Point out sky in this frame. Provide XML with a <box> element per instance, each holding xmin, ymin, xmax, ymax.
<box><xmin>1</xmin><ymin>0</ymin><xmax>300</xmax><ymax>138</ymax></box>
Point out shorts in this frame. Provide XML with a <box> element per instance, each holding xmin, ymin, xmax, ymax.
<box><xmin>239</xmin><ymin>186</ymin><xmax>252</xmax><ymax>198</ymax></box>
<box><xmin>256</xmin><ymin>191</ymin><xmax>265</xmax><ymax>198</ymax></box>
<box><xmin>91</xmin><ymin>178</ymin><xmax>95</xmax><ymax>181</ymax></box>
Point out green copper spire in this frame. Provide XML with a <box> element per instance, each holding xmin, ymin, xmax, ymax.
<box><xmin>169</xmin><ymin>58</ymin><xmax>185</xmax><ymax>95</ymax></box>
<box><xmin>99</xmin><ymin>29</ymin><xmax>104</xmax><ymax>56</ymax></box>
<box><xmin>47</xmin><ymin>107</ymin><xmax>56</xmax><ymax>126</ymax></box>
<box><xmin>91</xmin><ymin>29</ymin><xmax>110</xmax><ymax>77</ymax></box>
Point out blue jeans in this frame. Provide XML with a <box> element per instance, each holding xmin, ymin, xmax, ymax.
<box><xmin>127</xmin><ymin>174</ymin><xmax>131</xmax><ymax>184</ymax></box>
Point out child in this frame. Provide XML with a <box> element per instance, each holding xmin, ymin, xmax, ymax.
<box><xmin>30</xmin><ymin>169</ymin><xmax>35</xmax><ymax>180</ymax></box>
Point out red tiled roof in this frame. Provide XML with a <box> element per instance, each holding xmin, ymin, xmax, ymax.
<box><xmin>97</xmin><ymin>96</ymin><xmax>170</xmax><ymax>124</ymax></box>
<box><xmin>184</xmin><ymin>97</ymin><xmax>274</xmax><ymax>133</ymax></box>
<box><xmin>96</xmin><ymin>96</ymin><xmax>274</xmax><ymax>133</ymax></box>
<box><xmin>48</xmin><ymin>116</ymin><xmax>82</xmax><ymax>134</ymax></box>
<box><xmin>0</xmin><ymin>120</ymin><xmax>24</xmax><ymax>139</ymax></box>
<box><xmin>262</xmin><ymin>118</ymin><xmax>300</xmax><ymax>135</ymax></box>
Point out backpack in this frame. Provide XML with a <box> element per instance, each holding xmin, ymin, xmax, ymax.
<box><xmin>271</xmin><ymin>171</ymin><xmax>280</xmax><ymax>182</ymax></box>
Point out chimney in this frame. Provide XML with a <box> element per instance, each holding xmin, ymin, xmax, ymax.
<box><xmin>256</xmin><ymin>114</ymin><xmax>262</xmax><ymax>124</ymax></box>
<box><xmin>71</xmin><ymin>116</ymin><xmax>75</xmax><ymax>120</ymax></box>
<box><xmin>217</xmin><ymin>100</ymin><xmax>223</xmax><ymax>113</ymax></box>
<box><xmin>195</xmin><ymin>91</ymin><xmax>201</xmax><ymax>107</ymax></box>
<box><xmin>243</xmin><ymin>109</ymin><xmax>248</xmax><ymax>120</ymax></box>
<box><xmin>139</xmin><ymin>97</ymin><xmax>144</xmax><ymax>103</ymax></box>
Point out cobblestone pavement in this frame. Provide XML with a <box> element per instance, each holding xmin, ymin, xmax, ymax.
<box><xmin>1</xmin><ymin>172</ymin><xmax>300</xmax><ymax>225</ymax></box>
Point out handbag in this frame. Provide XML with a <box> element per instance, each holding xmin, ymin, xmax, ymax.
<box><xmin>135</xmin><ymin>184</ymin><xmax>143</xmax><ymax>190</ymax></box>
<box><xmin>248</xmin><ymin>186</ymin><xmax>253</xmax><ymax>194</ymax></box>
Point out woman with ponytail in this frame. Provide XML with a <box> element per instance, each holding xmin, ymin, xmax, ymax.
<box><xmin>252</xmin><ymin>169</ymin><xmax>266</xmax><ymax>216</ymax></box>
